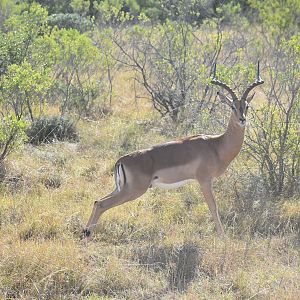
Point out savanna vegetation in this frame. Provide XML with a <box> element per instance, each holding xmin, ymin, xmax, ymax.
<box><xmin>0</xmin><ymin>0</ymin><xmax>299</xmax><ymax>298</ymax></box>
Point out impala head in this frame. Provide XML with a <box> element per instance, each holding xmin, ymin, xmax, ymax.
<box><xmin>211</xmin><ymin>61</ymin><xmax>264</xmax><ymax>127</ymax></box>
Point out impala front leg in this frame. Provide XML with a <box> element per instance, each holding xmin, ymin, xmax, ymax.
<box><xmin>199</xmin><ymin>179</ymin><xmax>224</xmax><ymax>235</ymax></box>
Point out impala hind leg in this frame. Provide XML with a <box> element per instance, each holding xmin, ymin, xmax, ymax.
<box><xmin>199</xmin><ymin>179</ymin><xmax>224</xmax><ymax>235</ymax></box>
<box><xmin>83</xmin><ymin>187</ymin><xmax>146</xmax><ymax>238</ymax></box>
<box><xmin>83</xmin><ymin>189</ymin><xmax>118</xmax><ymax>237</ymax></box>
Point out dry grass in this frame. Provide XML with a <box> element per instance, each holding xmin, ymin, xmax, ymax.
<box><xmin>0</xmin><ymin>79</ymin><xmax>299</xmax><ymax>299</ymax></box>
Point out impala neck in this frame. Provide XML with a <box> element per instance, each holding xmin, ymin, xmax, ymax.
<box><xmin>219</xmin><ymin>111</ymin><xmax>245</xmax><ymax>164</ymax></box>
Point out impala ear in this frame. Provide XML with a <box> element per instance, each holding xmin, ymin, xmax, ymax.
<box><xmin>217</xmin><ymin>91</ymin><xmax>234</xmax><ymax>108</ymax></box>
<box><xmin>246</xmin><ymin>92</ymin><xmax>255</xmax><ymax>104</ymax></box>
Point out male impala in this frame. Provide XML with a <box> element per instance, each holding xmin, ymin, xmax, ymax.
<box><xmin>83</xmin><ymin>62</ymin><xmax>264</xmax><ymax>238</ymax></box>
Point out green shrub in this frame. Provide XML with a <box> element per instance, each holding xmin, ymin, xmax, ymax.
<box><xmin>27</xmin><ymin>116</ymin><xmax>78</xmax><ymax>145</ymax></box>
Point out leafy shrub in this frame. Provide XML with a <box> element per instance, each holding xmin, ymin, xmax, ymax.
<box><xmin>27</xmin><ymin>116</ymin><xmax>78</xmax><ymax>145</ymax></box>
<box><xmin>48</xmin><ymin>13</ymin><xmax>93</xmax><ymax>32</ymax></box>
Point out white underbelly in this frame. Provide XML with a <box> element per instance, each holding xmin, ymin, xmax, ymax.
<box><xmin>151</xmin><ymin>179</ymin><xmax>195</xmax><ymax>189</ymax></box>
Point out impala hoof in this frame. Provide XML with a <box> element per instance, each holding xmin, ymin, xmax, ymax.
<box><xmin>82</xmin><ymin>228</ymin><xmax>91</xmax><ymax>239</ymax></box>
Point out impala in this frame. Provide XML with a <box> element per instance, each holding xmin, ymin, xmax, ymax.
<box><xmin>83</xmin><ymin>62</ymin><xmax>264</xmax><ymax>238</ymax></box>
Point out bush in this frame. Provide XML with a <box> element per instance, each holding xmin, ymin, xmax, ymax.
<box><xmin>27</xmin><ymin>116</ymin><xmax>78</xmax><ymax>145</ymax></box>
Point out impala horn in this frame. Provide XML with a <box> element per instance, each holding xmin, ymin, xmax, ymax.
<box><xmin>241</xmin><ymin>60</ymin><xmax>264</xmax><ymax>101</ymax></box>
<box><xmin>211</xmin><ymin>62</ymin><xmax>239</xmax><ymax>102</ymax></box>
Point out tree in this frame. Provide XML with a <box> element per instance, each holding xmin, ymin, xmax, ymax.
<box><xmin>51</xmin><ymin>28</ymin><xmax>109</xmax><ymax>117</ymax></box>
<box><xmin>1</xmin><ymin>61</ymin><xmax>52</xmax><ymax>122</ymax></box>
<box><xmin>0</xmin><ymin>115</ymin><xmax>27</xmax><ymax>161</ymax></box>
<box><xmin>26</xmin><ymin>0</ymin><xmax>73</xmax><ymax>15</ymax></box>
<box><xmin>0</xmin><ymin>0</ymin><xmax>17</xmax><ymax>27</ymax></box>
<box><xmin>114</xmin><ymin>20</ymin><xmax>219</xmax><ymax>123</ymax></box>
<box><xmin>249</xmin><ymin>0</ymin><xmax>300</xmax><ymax>35</ymax></box>
<box><xmin>0</xmin><ymin>3</ymin><xmax>49</xmax><ymax>74</ymax></box>
<box><xmin>0</xmin><ymin>61</ymin><xmax>51</xmax><ymax>161</ymax></box>
<box><xmin>245</xmin><ymin>33</ymin><xmax>300</xmax><ymax>196</ymax></box>
<box><xmin>0</xmin><ymin>3</ymin><xmax>53</xmax><ymax>161</ymax></box>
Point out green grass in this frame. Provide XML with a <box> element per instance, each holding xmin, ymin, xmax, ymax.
<box><xmin>0</xmin><ymin>104</ymin><xmax>299</xmax><ymax>299</ymax></box>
